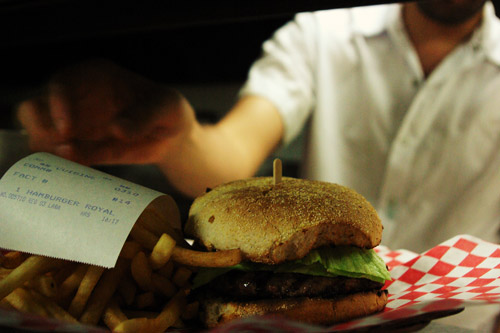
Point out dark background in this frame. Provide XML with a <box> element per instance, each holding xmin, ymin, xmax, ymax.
<box><xmin>1</xmin><ymin>0</ymin><xmax>499</xmax><ymax>128</ymax></box>
<box><xmin>0</xmin><ymin>0</ymin><xmax>416</xmax><ymax>128</ymax></box>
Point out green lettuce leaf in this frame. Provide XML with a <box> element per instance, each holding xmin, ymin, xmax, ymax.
<box><xmin>192</xmin><ymin>246</ymin><xmax>391</xmax><ymax>289</ymax></box>
<box><xmin>293</xmin><ymin>246</ymin><xmax>392</xmax><ymax>283</ymax></box>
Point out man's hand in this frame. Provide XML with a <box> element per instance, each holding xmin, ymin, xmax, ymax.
<box><xmin>17</xmin><ymin>60</ymin><xmax>196</xmax><ymax>166</ymax></box>
<box><xmin>17</xmin><ymin>59</ymin><xmax>284</xmax><ymax>198</ymax></box>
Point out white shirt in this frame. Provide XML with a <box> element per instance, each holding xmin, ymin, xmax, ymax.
<box><xmin>240</xmin><ymin>3</ymin><xmax>500</xmax><ymax>252</ymax></box>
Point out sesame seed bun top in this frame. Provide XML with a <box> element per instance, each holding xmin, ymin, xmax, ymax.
<box><xmin>185</xmin><ymin>177</ymin><xmax>382</xmax><ymax>264</ymax></box>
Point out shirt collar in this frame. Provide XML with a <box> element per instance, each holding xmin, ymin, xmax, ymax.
<box><xmin>350</xmin><ymin>3</ymin><xmax>401</xmax><ymax>37</ymax></box>
<box><xmin>477</xmin><ymin>2</ymin><xmax>500</xmax><ymax>66</ymax></box>
<box><xmin>350</xmin><ymin>2</ymin><xmax>500</xmax><ymax>67</ymax></box>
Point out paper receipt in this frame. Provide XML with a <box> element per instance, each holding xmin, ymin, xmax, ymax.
<box><xmin>0</xmin><ymin>152</ymin><xmax>165</xmax><ymax>268</ymax></box>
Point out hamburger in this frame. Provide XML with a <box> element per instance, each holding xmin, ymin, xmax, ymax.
<box><xmin>184</xmin><ymin>177</ymin><xmax>391</xmax><ymax>328</ymax></box>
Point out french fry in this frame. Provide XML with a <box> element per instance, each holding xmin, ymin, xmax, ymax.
<box><xmin>0</xmin><ymin>251</ymin><xmax>27</xmax><ymax>269</ymax></box>
<box><xmin>154</xmin><ymin>290</ymin><xmax>187</xmax><ymax>332</ymax></box>
<box><xmin>0</xmin><ymin>267</ymin><xmax>12</xmax><ymax>279</ymax></box>
<box><xmin>171</xmin><ymin>247</ymin><xmax>243</xmax><ymax>267</ymax></box>
<box><xmin>79</xmin><ymin>258</ymin><xmax>128</xmax><ymax>325</ymax></box>
<box><xmin>119</xmin><ymin>241</ymin><xmax>142</xmax><ymax>260</ymax></box>
<box><xmin>29</xmin><ymin>289</ymin><xmax>78</xmax><ymax>323</ymax></box>
<box><xmin>149</xmin><ymin>233</ymin><xmax>176</xmax><ymax>270</ymax></box>
<box><xmin>131</xmin><ymin>252</ymin><xmax>153</xmax><ymax>291</ymax></box>
<box><xmin>0</xmin><ymin>195</ymin><xmax>201</xmax><ymax>331</ymax></box>
<box><xmin>51</xmin><ymin>262</ymin><xmax>78</xmax><ymax>285</ymax></box>
<box><xmin>5</xmin><ymin>288</ymin><xmax>49</xmax><ymax>317</ymax></box>
<box><xmin>113</xmin><ymin>317</ymin><xmax>162</xmax><ymax>333</ymax></box>
<box><xmin>151</xmin><ymin>273</ymin><xmax>176</xmax><ymax>298</ymax></box>
<box><xmin>102</xmin><ymin>297</ymin><xmax>128</xmax><ymax>331</ymax></box>
<box><xmin>130</xmin><ymin>224</ymin><xmax>159</xmax><ymax>251</ymax></box>
<box><xmin>156</xmin><ymin>260</ymin><xmax>174</xmax><ymax>279</ymax></box>
<box><xmin>68</xmin><ymin>265</ymin><xmax>105</xmax><ymax>318</ymax></box>
<box><xmin>172</xmin><ymin>267</ymin><xmax>192</xmax><ymax>288</ymax></box>
<box><xmin>25</xmin><ymin>274</ymin><xmax>57</xmax><ymax>298</ymax></box>
<box><xmin>118</xmin><ymin>274</ymin><xmax>137</xmax><ymax>306</ymax></box>
<box><xmin>0</xmin><ymin>298</ymin><xmax>14</xmax><ymax>309</ymax></box>
<box><xmin>57</xmin><ymin>264</ymin><xmax>88</xmax><ymax>307</ymax></box>
<box><xmin>0</xmin><ymin>255</ymin><xmax>61</xmax><ymax>299</ymax></box>
<box><xmin>135</xmin><ymin>291</ymin><xmax>155</xmax><ymax>309</ymax></box>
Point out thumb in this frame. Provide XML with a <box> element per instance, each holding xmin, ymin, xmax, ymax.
<box><xmin>109</xmin><ymin>118</ymin><xmax>176</xmax><ymax>142</ymax></box>
<box><xmin>109</xmin><ymin>93</ymin><xmax>195</xmax><ymax>142</ymax></box>
<box><xmin>48</xmin><ymin>90</ymin><xmax>73</xmax><ymax>140</ymax></box>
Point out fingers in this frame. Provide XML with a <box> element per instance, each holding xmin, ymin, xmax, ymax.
<box><xmin>17</xmin><ymin>99</ymin><xmax>50</xmax><ymax>139</ymax></box>
<box><xmin>16</xmin><ymin>60</ymin><xmax>195</xmax><ymax>167</ymax></box>
<box><xmin>17</xmin><ymin>99</ymin><xmax>63</xmax><ymax>152</ymax></box>
<box><xmin>47</xmin><ymin>67</ymin><xmax>120</xmax><ymax>141</ymax></box>
<box><xmin>62</xmin><ymin>135</ymin><xmax>173</xmax><ymax>166</ymax></box>
<box><xmin>48</xmin><ymin>91</ymin><xmax>73</xmax><ymax>139</ymax></box>
<box><xmin>16</xmin><ymin>96</ymin><xmax>181</xmax><ymax>166</ymax></box>
<box><xmin>17</xmin><ymin>97</ymin><xmax>80</xmax><ymax>161</ymax></box>
<box><xmin>110</xmin><ymin>88</ymin><xmax>192</xmax><ymax>142</ymax></box>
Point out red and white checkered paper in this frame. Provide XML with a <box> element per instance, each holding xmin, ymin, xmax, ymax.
<box><xmin>214</xmin><ymin>234</ymin><xmax>500</xmax><ymax>332</ymax></box>
<box><xmin>1</xmin><ymin>234</ymin><xmax>500</xmax><ymax>332</ymax></box>
<box><xmin>329</xmin><ymin>234</ymin><xmax>500</xmax><ymax>331</ymax></box>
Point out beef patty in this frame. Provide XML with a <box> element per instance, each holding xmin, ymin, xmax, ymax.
<box><xmin>198</xmin><ymin>270</ymin><xmax>384</xmax><ymax>300</ymax></box>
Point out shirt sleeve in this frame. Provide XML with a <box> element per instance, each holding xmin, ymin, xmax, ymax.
<box><xmin>238</xmin><ymin>13</ymin><xmax>318</xmax><ymax>146</ymax></box>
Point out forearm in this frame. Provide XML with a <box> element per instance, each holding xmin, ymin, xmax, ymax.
<box><xmin>156</xmin><ymin>96</ymin><xmax>283</xmax><ymax>198</ymax></box>
<box><xmin>156</xmin><ymin>123</ymin><xmax>254</xmax><ymax>198</ymax></box>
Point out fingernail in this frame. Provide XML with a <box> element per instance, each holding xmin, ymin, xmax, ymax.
<box><xmin>54</xmin><ymin>117</ymin><xmax>69</xmax><ymax>136</ymax></box>
<box><xmin>49</xmin><ymin>95</ymin><xmax>71</xmax><ymax>136</ymax></box>
<box><xmin>55</xmin><ymin>143</ymin><xmax>74</xmax><ymax>160</ymax></box>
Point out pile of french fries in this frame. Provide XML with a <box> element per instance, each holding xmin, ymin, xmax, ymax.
<box><xmin>0</xmin><ymin>199</ymin><xmax>243</xmax><ymax>332</ymax></box>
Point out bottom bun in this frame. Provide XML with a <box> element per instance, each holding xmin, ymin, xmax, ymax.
<box><xmin>201</xmin><ymin>290</ymin><xmax>388</xmax><ymax>328</ymax></box>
